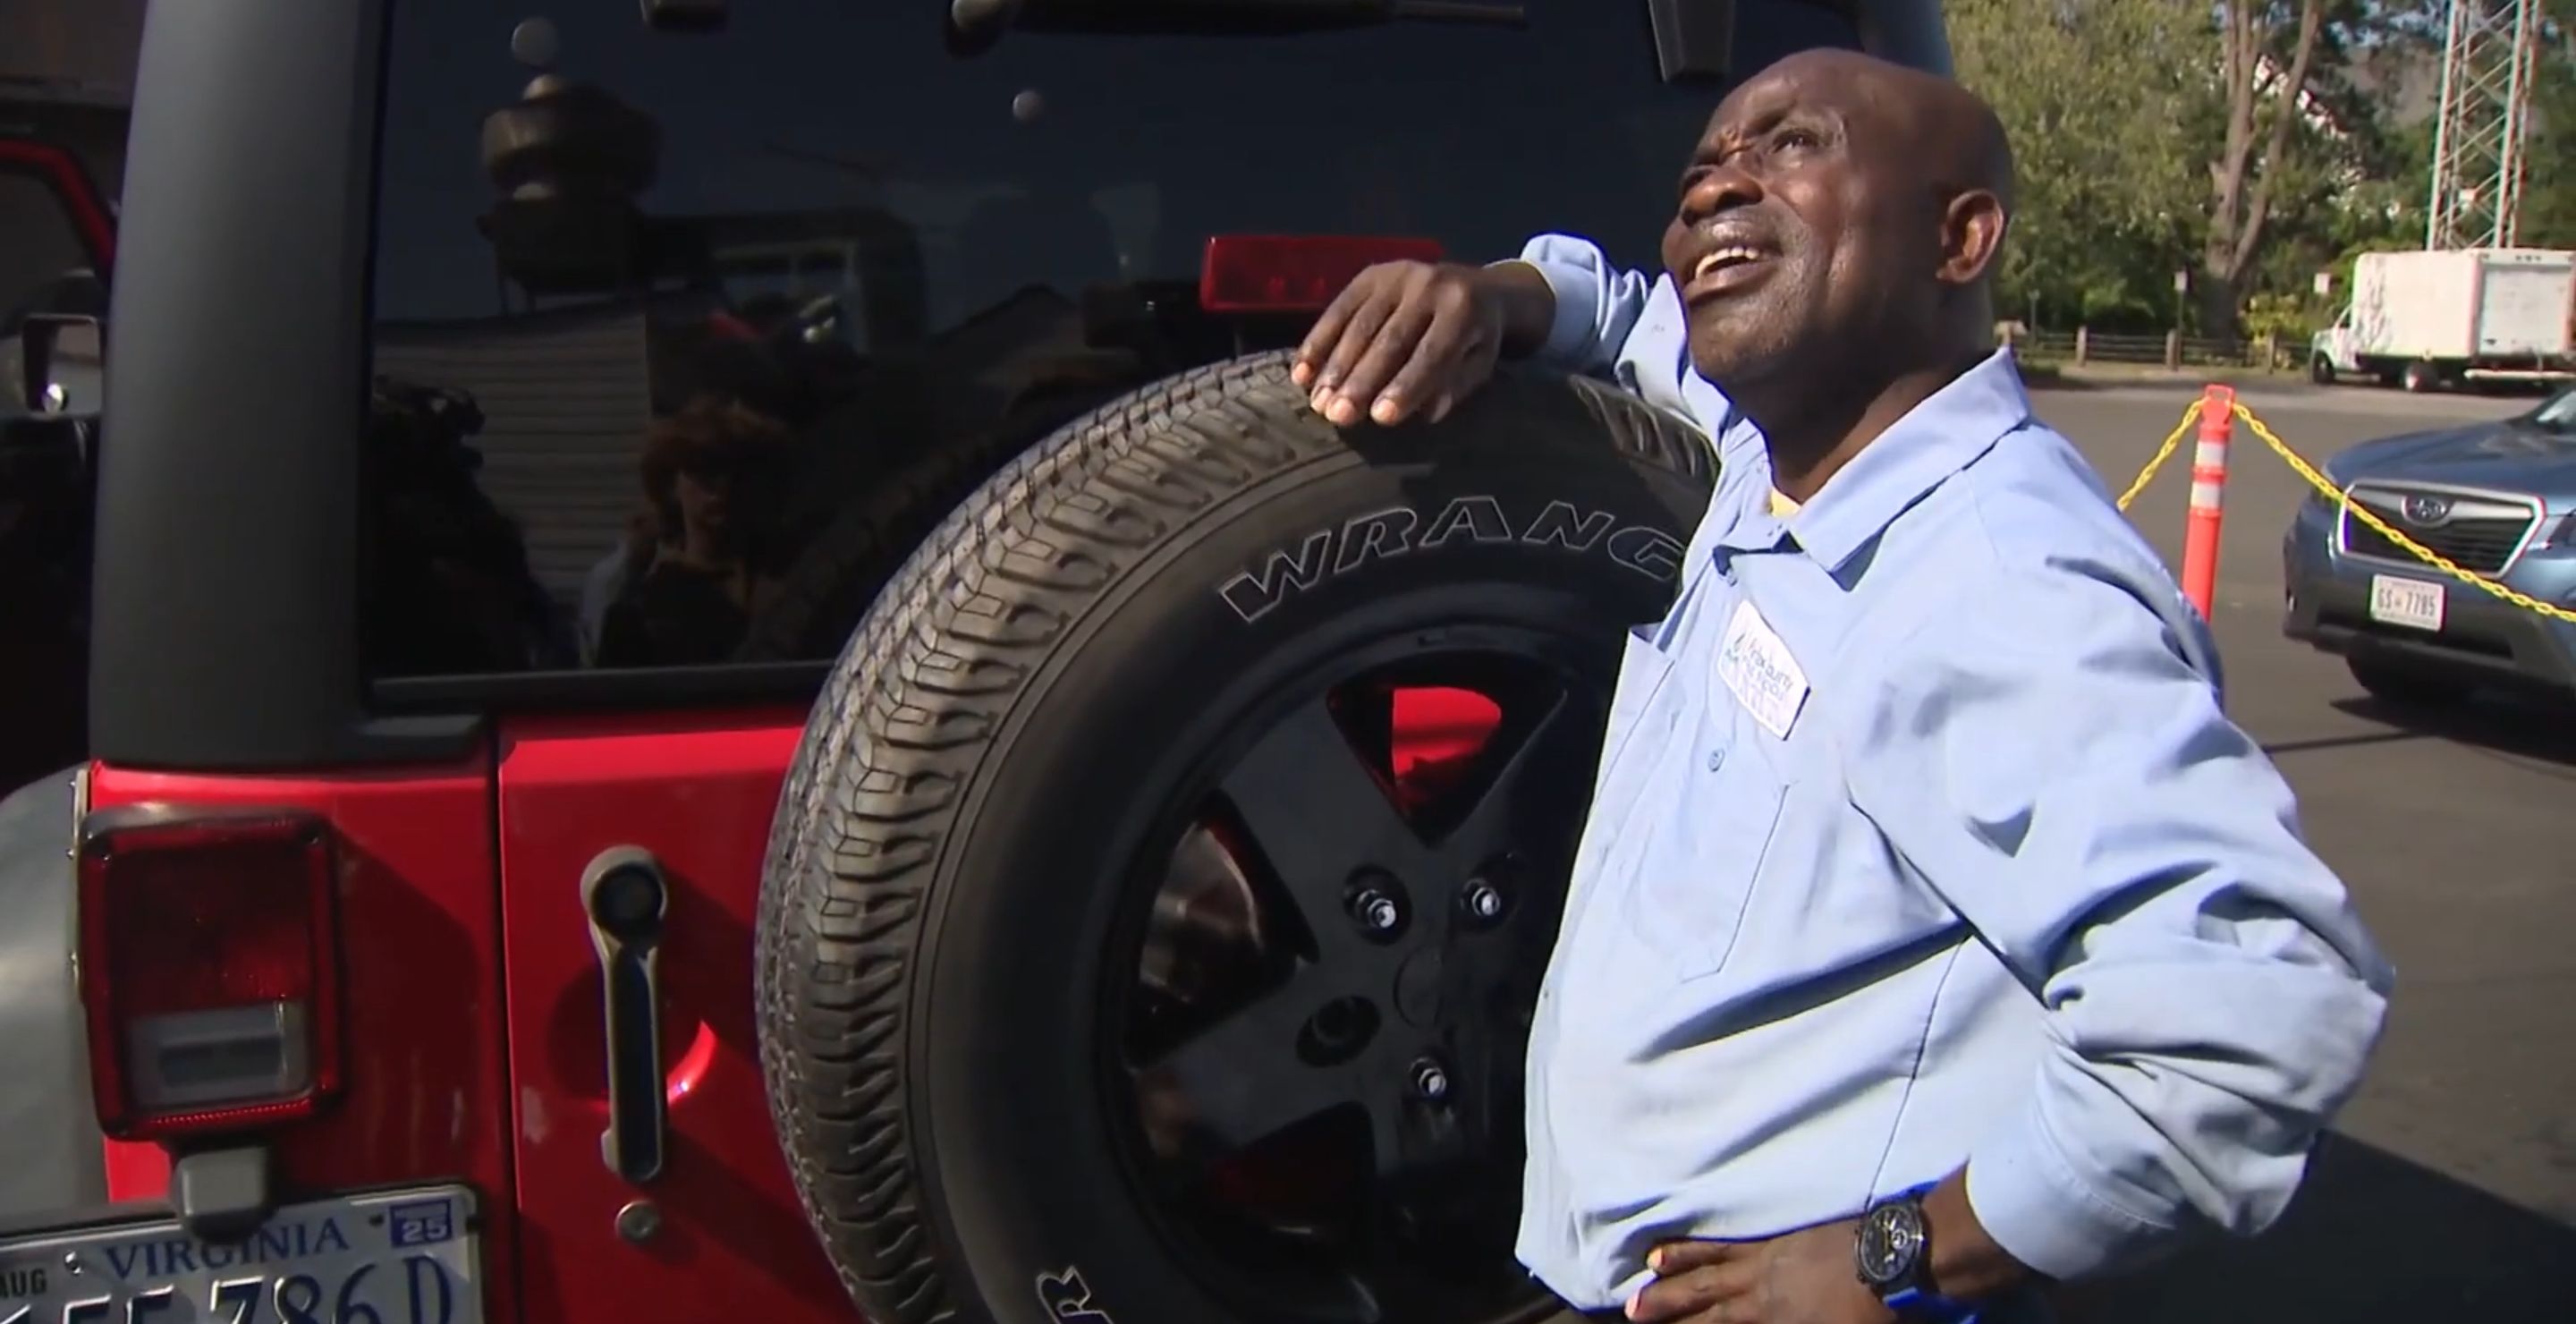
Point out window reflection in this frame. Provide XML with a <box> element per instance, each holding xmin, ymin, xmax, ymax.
<box><xmin>0</xmin><ymin>165</ymin><xmax>110</xmax><ymax>786</ymax></box>
<box><xmin>362</xmin><ymin>0</ymin><xmax>1859</xmax><ymax>681</ymax></box>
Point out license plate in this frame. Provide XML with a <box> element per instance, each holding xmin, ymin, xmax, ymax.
<box><xmin>2368</xmin><ymin>573</ymin><xmax>2445</xmax><ymax>632</ymax></box>
<box><xmin>0</xmin><ymin>1186</ymin><xmax>479</xmax><ymax>1324</ymax></box>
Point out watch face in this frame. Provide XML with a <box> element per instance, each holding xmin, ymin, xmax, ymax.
<box><xmin>1855</xmin><ymin>1202</ymin><xmax>1925</xmax><ymax>1286</ymax></box>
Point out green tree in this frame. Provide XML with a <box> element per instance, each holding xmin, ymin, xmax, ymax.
<box><xmin>2199</xmin><ymin>0</ymin><xmax>2336</xmax><ymax>335</ymax></box>
<box><xmin>2515</xmin><ymin>1</ymin><xmax>2576</xmax><ymax>246</ymax></box>
<box><xmin>2223</xmin><ymin>2</ymin><xmax>2441</xmax><ymax>336</ymax></box>
<box><xmin>1950</xmin><ymin>0</ymin><xmax>2216</xmax><ymax>329</ymax></box>
<box><xmin>1956</xmin><ymin>0</ymin><xmax>2576</xmax><ymax>340</ymax></box>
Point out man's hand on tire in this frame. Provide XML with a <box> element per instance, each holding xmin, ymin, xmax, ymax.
<box><xmin>1291</xmin><ymin>259</ymin><xmax>1555</xmax><ymax>428</ymax></box>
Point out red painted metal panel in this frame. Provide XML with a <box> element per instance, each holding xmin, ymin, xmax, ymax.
<box><xmin>491</xmin><ymin>706</ymin><xmax>851</xmax><ymax>1324</ymax></box>
<box><xmin>86</xmin><ymin>755</ymin><xmax>521</xmax><ymax>1320</ymax></box>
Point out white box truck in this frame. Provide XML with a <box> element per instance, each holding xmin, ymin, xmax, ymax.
<box><xmin>2309</xmin><ymin>247</ymin><xmax>2576</xmax><ymax>391</ymax></box>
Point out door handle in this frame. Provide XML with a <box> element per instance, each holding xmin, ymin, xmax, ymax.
<box><xmin>581</xmin><ymin>846</ymin><xmax>669</xmax><ymax>1184</ymax></box>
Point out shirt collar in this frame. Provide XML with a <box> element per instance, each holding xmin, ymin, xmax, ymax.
<box><xmin>1725</xmin><ymin>348</ymin><xmax>2031</xmax><ymax>572</ymax></box>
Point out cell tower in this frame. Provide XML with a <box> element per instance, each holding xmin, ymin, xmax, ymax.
<box><xmin>2424</xmin><ymin>0</ymin><xmax>2542</xmax><ymax>250</ymax></box>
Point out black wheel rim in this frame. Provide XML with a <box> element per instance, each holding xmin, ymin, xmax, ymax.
<box><xmin>1103</xmin><ymin>621</ymin><xmax>1614</xmax><ymax>1324</ymax></box>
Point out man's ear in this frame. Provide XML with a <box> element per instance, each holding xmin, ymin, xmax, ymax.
<box><xmin>1937</xmin><ymin>190</ymin><xmax>2008</xmax><ymax>288</ymax></box>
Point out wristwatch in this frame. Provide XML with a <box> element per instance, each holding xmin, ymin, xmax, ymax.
<box><xmin>1853</xmin><ymin>1188</ymin><xmax>1974</xmax><ymax>1320</ymax></box>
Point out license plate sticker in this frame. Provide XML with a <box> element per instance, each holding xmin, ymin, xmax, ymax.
<box><xmin>2368</xmin><ymin>573</ymin><xmax>2445</xmax><ymax>632</ymax></box>
<box><xmin>0</xmin><ymin>1186</ymin><xmax>480</xmax><ymax>1324</ymax></box>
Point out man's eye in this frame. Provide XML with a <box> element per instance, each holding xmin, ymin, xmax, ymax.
<box><xmin>1775</xmin><ymin>129</ymin><xmax>1819</xmax><ymax>152</ymax></box>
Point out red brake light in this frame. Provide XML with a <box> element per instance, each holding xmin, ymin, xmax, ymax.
<box><xmin>77</xmin><ymin>809</ymin><xmax>345</xmax><ymax>1141</ymax></box>
<box><xmin>1199</xmin><ymin>234</ymin><xmax>1447</xmax><ymax>313</ymax></box>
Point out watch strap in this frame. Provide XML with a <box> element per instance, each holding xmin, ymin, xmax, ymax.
<box><xmin>1863</xmin><ymin>1185</ymin><xmax>1979</xmax><ymax>1322</ymax></box>
<box><xmin>1884</xmin><ymin>1282</ymin><xmax>1980</xmax><ymax>1322</ymax></box>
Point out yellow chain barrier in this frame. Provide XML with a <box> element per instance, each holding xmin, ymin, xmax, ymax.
<box><xmin>2113</xmin><ymin>402</ymin><xmax>2201</xmax><ymax>513</ymax></box>
<box><xmin>2114</xmin><ymin>395</ymin><xmax>2576</xmax><ymax>625</ymax></box>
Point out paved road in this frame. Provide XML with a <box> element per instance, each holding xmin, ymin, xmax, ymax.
<box><xmin>2024</xmin><ymin>379</ymin><xmax>2574</xmax><ymax>1324</ymax></box>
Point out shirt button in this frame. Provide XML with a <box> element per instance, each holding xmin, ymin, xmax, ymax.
<box><xmin>1707</xmin><ymin>750</ymin><xmax>1725</xmax><ymax>772</ymax></box>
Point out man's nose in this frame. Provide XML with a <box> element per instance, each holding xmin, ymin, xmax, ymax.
<box><xmin>1679</xmin><ymin>166</ymin><xmax>1763</xmax><ymax>225</ymax></box>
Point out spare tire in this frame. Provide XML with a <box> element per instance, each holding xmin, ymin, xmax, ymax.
<box><xmin>734</xmin><ymin>382</ymin><xmax>1130</xmax><ymax>664</ymax></box>
<box><xmin>756</xmin><ymin>350</ymin><xmax>1714</xmax><ymax>1324</ymax></box>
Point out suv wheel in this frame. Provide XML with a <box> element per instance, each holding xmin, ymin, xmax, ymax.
<box><xmin>755</xmin><ymin>350</ymin><xmax>1712</xmax><ymax>1324</ymax></box>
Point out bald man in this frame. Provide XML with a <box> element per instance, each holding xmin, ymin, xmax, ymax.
<box><xmin>1294</xmin><ymin>51</ymin><xmax>2390</xmax><ymax>1324</ymax></box>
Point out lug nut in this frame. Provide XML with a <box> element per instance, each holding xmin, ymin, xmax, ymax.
<box><xmin>1350</xmin><ymin>886</ymin><xmax>1403</xmax><ymax>935</ymax></box>
<box><xmin>1462</xmin><ymin>879</ymin><xmax>1504</xmax><ymax>922</ymax></box>
<box><xmin>1410</xmin><ymin>1057</ymin><xmax>1451</xmax><ymax>1102</ymax></box>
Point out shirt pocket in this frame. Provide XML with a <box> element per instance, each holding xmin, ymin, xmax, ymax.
<box><xmin>1593</xmin><ymin>625</ymin><xmax>1679</xmax><ymax>796</ymax></box>
<box><xmin>1622</xmin><ymin>708</ymin><xmax>1789</xmax><ymax>981</ymax></box>
<box><xmin>1564</xmin><ymin>627</ymin><xmax>1685</xmax><ymax>918</ymax></box>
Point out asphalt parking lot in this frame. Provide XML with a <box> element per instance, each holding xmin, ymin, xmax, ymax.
<box><xmin>2027</xmin><ymin>378</ymin><xmax>2572</xmax><ymax>1324</ymax></box>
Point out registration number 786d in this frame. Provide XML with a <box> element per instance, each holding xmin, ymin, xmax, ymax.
<box><xmin>0</xmin><ymin>1187</ymin><xmax>481</xmax><ymax>1324</ymax></box>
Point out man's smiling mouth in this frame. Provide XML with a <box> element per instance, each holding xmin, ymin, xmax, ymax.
<box><xmin>1683</xmin><ymin>243</ymin><xmax>1777</xmax><ymax>301</ymax></box>
<box><xmin>1691</xmin><ymin>247</ymin><xmax>1767</xmax><ymax>282</ymax></box>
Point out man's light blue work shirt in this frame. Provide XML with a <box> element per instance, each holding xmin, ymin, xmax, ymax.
<box><xmin>1507</xmin><ymin>234</ymin><xmax>2396</xmax><ymax>1311</ymax></box>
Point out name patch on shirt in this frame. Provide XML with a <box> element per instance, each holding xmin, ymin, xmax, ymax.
<box><xmin>1715</xmin><ymin>598</ymin><xmax>1809</xmax><ymax>739</ymax></box>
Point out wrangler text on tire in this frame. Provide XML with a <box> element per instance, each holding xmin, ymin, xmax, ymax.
<box><xmin>755</xmin><ymin>351</ymin><xmax>1715</xmax><ymax>1324</ymax></box>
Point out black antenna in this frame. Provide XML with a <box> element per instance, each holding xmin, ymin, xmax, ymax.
<box><xmin>640</xmin><ymin>0</ymin><xmax>730</xmax><ymax>34</ymax></box>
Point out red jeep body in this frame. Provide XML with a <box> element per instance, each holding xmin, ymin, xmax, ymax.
<box><xmin>1</xmin><ymin>2</ymin><xmax>1951</xmax><ymax>1321</ymax></box>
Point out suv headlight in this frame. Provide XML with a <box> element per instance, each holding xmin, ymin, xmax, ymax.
<box><xmin>2543</xmin><ymin>512</ymin><xmax>2576</xmax><ymax>549</ymax></box>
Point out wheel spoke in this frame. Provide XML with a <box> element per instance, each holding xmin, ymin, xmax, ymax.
<box><xmin>1438</xmin><ymin>689</ymin><xmax>1601</xmax><ymax>870</ymax></box>
<box><xmin>1368</xmin><ymin>1077</ymin><xmax>1419</xmax><ymax>1179</ymax></box>
<box><xmin>1140</xmin><ymin>978</ymin><xmax>1358</xmax><ymax>1154</ymax></box>
<box><xmin>1122</xmin><ymin>649</ymin><xmax>1608</xmax><ymax>1324</ymax></box>
<box><xmin>1442</xmin><ymin>911</ymin><xmax>1555</xmax><ymax>1020</ymax></box>
<box><xmin>1368</xmin><ymin>1101</ymin><xmax>1478</xmax><ymax>1182</ymax></box>
<box><xmin>1221</xmin><ymin>697</ymin><xmax>1429</xmax><ymax>941</ymax></box>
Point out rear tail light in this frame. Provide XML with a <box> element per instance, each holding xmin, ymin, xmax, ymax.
<box><xmin>76</xmin><ymin>808</ymin><xmax>345</xmax><ymax>1140</ymax></box>
<box><xmin>1199</xmin><ymin>234</ymin><xmax>1446</xmax><ymax>313</ymax></box>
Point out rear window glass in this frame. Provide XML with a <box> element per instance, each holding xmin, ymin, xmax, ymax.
<box><xmin>365</xmin><ymin>0</ymin><xmax>1861</xmax><ymax>682</ymax></box>
<box><xmin>0</xmin><ymin>172</ymin><xmax>90</xmax><ymax>334</ymax></box>
<box><xmin>0</xmin><ymin>158</ymin><xmax>109</xmax><ymax>787</ymax></box>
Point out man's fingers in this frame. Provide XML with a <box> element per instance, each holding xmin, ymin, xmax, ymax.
<box><xmin>1372</xmin><ymin>308</ymin><xmax>1481</xmax><ymax>425</ymax></box>
<box><xmin>1292</xmin><ymin>282</ymin><xmax>1377</xmax><ymax>389</ymax></box>
<box><xmin>1646</xmin><ymin>1239</ymin><xmax>1747</xmax><ymax>1276</ymax></box>
<box><xmin>1310</xmin><ymin>295</ymin><xmax>1403</xmax><ymax>423</ymax></box>
<box><xmin>1295</xmin><ymin>262</ymin><xmax>1500</xmax><ymax>428</ymax></box>
<box><xmin>1624</xmin><ymin>1262</ymin><xmax>1760</xmax><ymax>1321</ymax></box>
<box><xmin>1328</xmin><ymin>299</ymin><xmax>1438</xmax><ymax>424</ymax></box>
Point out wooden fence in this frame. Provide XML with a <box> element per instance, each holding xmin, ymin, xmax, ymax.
<box><xmin>2004</xmin><ymin>328</ymin><xmax>2295</xmax><ymax>372</ymax></box>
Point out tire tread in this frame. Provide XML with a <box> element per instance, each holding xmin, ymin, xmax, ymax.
<box><xmin>753</xmin><ymin>351</ymin><xmax>1710</xmax><ymax>1322</ymax></box>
